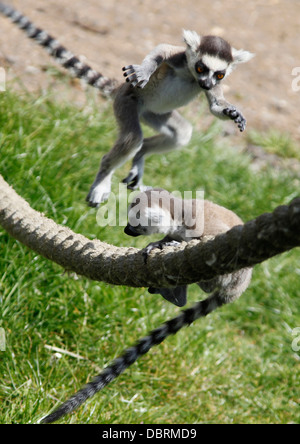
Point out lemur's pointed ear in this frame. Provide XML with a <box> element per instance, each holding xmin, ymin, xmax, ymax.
<box><xmin>183</xmin><ymin>30</ymin><xmax>201</xmax><ymax>52</ymax></box>
<box><xmin>231</xmin><ymin>48</ymin><xmax>255</xmax><ymax>66</ymax></box>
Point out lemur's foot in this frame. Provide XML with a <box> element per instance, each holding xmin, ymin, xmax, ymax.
<box><xmin>223</xmin><ymin>106</ymin><xmax>246</xmax><ymax>132</ymax></box>
<box><xmin>86</xmin><ymin>177</ymin><xmax>112</xmax><ymax>207</ymax></box>
<box><xmin>122</xmin><ymin>170</ymin><xmax>140</xmax><ymax>190</ymax></box>
<box><xmin>86</xmin><ymin>187</ymin><xmax>110</xmax><ymax>207</ymax></box>
<box><xmin>122</xmin><ymin>65</ymin><xmax>150</xmax><ymax>88</ymax></box>
<box><xmin>122</xmin><ymin>160</ymin><xmax>144</xmax><ymax>190</ymax></box>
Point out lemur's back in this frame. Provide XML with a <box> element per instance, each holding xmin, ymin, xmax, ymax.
<box><xmin>202</xmin><ymin>200</ymin><xmax>244</xmax><ymax>236</ymax></box>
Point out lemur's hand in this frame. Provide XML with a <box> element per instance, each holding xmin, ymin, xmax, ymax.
<box><xmin>143</xmin><ymin>240</ymin><xmax>181</xmax><ymax>264</ymax></box>
<box><xmin>122</xmin><ymin>65</ymin><xmax>151</xmax><ymax>88</ymax></box>
<box><xmin>223</xmin><ymin>106</ymin><xmax>246</xmax><ymax>132</ymax></box>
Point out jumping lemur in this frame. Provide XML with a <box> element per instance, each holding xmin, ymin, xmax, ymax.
<box><xmin>0</xmin><ymin>3</ymin><xmax>254</xmax><ymax>207</ymax></box>
<box><xmin>41</xmin><ymin>189</ymin><xmax>252</xmax><ymax>423</ymax></box>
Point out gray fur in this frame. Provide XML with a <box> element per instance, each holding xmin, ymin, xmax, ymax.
<box><xmin>88</xmin><ymin>32</ymin><xmax>254</xmax><ymax>206</ymax></box>
<box><xmin>125</xmin><ymin>188</ymin><xmax>253</xmax><ymax>307</ymax></box>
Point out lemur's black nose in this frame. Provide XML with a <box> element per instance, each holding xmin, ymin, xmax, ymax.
<box><xmin>124</xmin><ymin>224</ymin><xmax>141</xmax><ymax>237</ymax></box>
<box><xmin>199</xmin><ymin>79</ymin><xmax>212</xmax><ymax>90</ymax></box>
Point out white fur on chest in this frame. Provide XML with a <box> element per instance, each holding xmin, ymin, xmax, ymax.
<box><xmin>140</xmin><ymin>71</ymin><xmax>201</xmax><ymax>114</ymax></box>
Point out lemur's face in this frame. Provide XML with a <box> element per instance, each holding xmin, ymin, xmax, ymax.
<box><xmin>194</xmin><ymin>54</ymin><xmax>229</xmax><ymax>90</ymax></box>
<box><xmin>124</xmin><ymin>205</ymin><xmax>173</xmax><ymax>237</ymax></box>
<box><xmin>183</xmin><ymin>31</ymin><xmax>254</xmax><ymax>91</ymax></box>
<box><xmin>183</xmin><ymin>33</ymin><xmax>234</xmax><ymax>91</ymax></box>
<box><xmin>124</xmin><ymin>189</ymin><xmax>176</xmax><ymax>238</ymax></box>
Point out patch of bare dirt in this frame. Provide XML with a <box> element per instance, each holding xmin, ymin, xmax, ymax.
<box><xmin>0</xmin><ymin>0</ymin><xmax>299</xmax><ymax>142</ymax></box>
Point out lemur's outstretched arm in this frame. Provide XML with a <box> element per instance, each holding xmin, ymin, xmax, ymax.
<box><xmin>205</xmin><ymin>85</ymin><xmax>246</xmax><ymax>132</ymax></box>
<box><xmin>123</xmin><ymin>44</ymin><xmax>184</xmax><ymax>88</ymax></box>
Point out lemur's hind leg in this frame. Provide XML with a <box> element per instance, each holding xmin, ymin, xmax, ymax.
<box><xmin>122</xmin><ymin>110</ymin><xmax>193</xmax><ymax>190</ymax></box>
<box><xmin>86</xmin><ymin>86</ymin><xmax>143</xmax><ymax>207</ymax></box>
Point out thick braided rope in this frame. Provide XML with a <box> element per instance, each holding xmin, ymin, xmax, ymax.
<box><xmin>0</xmin><ymin>174</ymin><xmax>299</xmax><ymax>288</ymax></box>
<box><xmin>41</xmin><ymin>293</ymin><xmax>222</xmax><ymax>423</ymax></box>
<box><xmin>0</xmin><ymin>2</ymin><xmax>119</xmax><ymax>97</ymax></box>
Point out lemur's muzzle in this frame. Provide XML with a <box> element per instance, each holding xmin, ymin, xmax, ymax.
<box><xmin>198</xmin><ymin>79</ymin><xmax>213</xmax><ymax>90</ymax></box>
<box><xmin>124</xmin><ymin>224</ymin><xmax>141</xmax><ymax>237</ymax></box>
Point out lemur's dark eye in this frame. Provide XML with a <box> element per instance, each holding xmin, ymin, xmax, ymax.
<box><xmin>195</xmin><ymin>62</ymin><xmax>207</xmax><ymax>74</ymax></box>
<box><xmin>216</xmin><ymin>73</ymin><xmax>225</xmax><ymax>80</ymax></box>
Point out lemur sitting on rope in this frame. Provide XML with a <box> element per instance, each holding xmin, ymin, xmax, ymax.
<box><xmin>41</xmin><ymin>189</ymin><xmax>252</xmax><ymax>423</ymax></box>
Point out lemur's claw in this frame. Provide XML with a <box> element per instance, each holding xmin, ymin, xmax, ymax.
<box><xmin>122</xmin><ymin>64</ymin><xmax>149</xmax><ymax>89</ymax></box>
<box><xmin>122</xmin><ymin>161</ymin><xmax>144</xmax><ymax>190</ymax></box>
<box><xmin>223</xmin><ymin>106</ymin><xmax>246</xmax><ymax>132</ymax></box>
<box><xmin>142</xmin><ymin>242</ymin><xmax>164</xmax><ymax>264</ymax></box>
<box><xmin>142</xmin><ymin>240</ymin><xmax>181</xmax><ymax>264</ymax></box>
<box><xmin>122</xmin><ymin>172</ymin><xmax>140</xmax><ymax>190</ymax></box>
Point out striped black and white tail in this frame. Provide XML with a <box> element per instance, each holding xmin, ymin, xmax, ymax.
<box><xmin>41</xmin><ymin>292</ymin><xmax>224</xmax><ymax>424</ymax></box>
<box><xmin>0</xmin><ymin>2</ymin><xmax>119</xmax><ymax>97</ymax></box>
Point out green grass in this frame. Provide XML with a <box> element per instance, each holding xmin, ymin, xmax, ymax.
<box><xmin>0</xmin><ymin>85</ymin><xmax>299</xmax><ymax>424</ymax></box>
<box><xmin>248</xmin><ymin>129</ymin><xmax>300</xmax><ymax>161</ymax></box>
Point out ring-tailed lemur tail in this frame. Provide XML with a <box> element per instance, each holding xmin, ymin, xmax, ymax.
<box><xmin>0</xmin><ymin>2</ymin><xmax>118</xmax><ymax>97</ymax></box>
<box><xmin>41</xmin><ymin>291</ymin><xmax>226</xmax><ymax>424</ymax></box>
